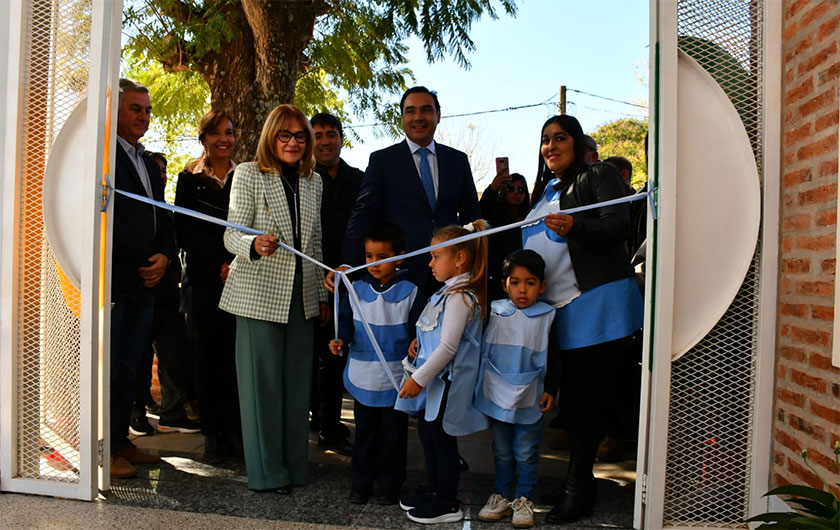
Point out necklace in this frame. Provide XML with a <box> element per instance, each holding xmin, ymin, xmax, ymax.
<box><xmin>279</xmin><ymin>173</ymin><xmax>300</xmax><ymax>240</ymax></box>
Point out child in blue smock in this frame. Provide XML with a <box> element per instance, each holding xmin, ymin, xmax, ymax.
<box><xmin>396</xmin><ymin>220</ymin><xmax>491</xmax><ymax>525</ymax></box>
<box><xmin>474</xmin><ymin>249</ymin><xmax>558</xmax><ymax>528</ymax></box>
<box><xmin>329</xmin><ymin>223</ymin><xmax>424</xmax><ymax>506</ymax></box>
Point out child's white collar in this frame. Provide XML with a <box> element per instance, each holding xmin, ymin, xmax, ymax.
<box><xmin>444</xmin><ymin>272</ymin><xmax>470</xmax><ymax>288</ymax></box>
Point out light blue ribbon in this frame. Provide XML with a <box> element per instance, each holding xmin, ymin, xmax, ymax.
<box><xmin>107</xmin><ymin>183</ymin><xmax>655</xmax><ymax>392</ymax></box>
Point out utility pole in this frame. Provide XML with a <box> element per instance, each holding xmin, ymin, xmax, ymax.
<box><xmin>559</xmin><ymin>85</ymin><xmax>566</xmax><ymax>114</ymax></box>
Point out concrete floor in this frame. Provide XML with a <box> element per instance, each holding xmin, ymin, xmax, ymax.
<box><xmin>0</xmin><ymin>399</ymin><xmax>638</xmax><ymax>529</ymax></box>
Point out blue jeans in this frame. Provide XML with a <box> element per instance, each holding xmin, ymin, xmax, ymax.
<box><xmin>490</xmin><ymin>416</ymin><xmax>544</xmax><ymax>500</ymax></box>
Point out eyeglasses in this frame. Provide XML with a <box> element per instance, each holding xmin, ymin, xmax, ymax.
<box><xmin>505</xmin><ymin>184</ymin><xmax>526</xmax><ymax>193</ymax></box>
<box><xmin>276</xmin><ymin>129</ymin><xmax>308</xmax><ymax>144</ymax></box>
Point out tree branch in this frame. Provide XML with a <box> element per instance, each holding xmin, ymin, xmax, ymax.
<box><xmin>156</xmin><ymin>0</ymin><xmax>204</xmax><ymax>25</ymax></box>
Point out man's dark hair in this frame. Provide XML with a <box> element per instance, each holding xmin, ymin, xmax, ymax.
<box><xmin>365</xmin><ymin>222</ymin><xmax>405</xmax><ymax>254</ymax></box>
<box><xmin>604</xmin><ymin>156</ymin><xmax>633</xmax><ymax>178</ymax></box>
<box><xmin>502</xmin><ymin>249</ymin><xmax>546</xmax><ymax>282</ymax></box>
<box><xmin>148</xmin><ymin>151</ymin><xmax>167</xmax><ymax>170</ymax></box>
<box><xmin>400</xmin><ymin>86</ymin><xmax>440</xmax><ymax>114</ymax></box>
<box><xmin>310</xmin><ymin>112</ymin><xmax>343</xmax><ymax>138</ymax></box>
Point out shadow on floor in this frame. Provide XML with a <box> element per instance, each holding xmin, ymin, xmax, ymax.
<box><xmin>117</xmin><ymin>402</ymin><xmax>637</xmax><ymax>529</ymax></box>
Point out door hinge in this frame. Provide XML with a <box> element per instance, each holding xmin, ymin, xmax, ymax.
<box><xmin>97</xmin><ymin>439</ymin><xmax>104</xmax><ymax>466</ymax></box>
<box><xmin>640</xmin><ymin>473</ymin><xmax>648</xmax><ymax>505</ymax></box>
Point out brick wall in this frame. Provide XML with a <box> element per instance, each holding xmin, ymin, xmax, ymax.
<box><xmin>777</xmin><ymin>0</ymin><xmax>840</xmax><ymax>494</ymax></box>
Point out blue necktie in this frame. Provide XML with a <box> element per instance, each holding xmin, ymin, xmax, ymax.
<box><xmin>418</xmin><ymin>147</ymin><xmax>436</xmax><ymax>211</ymax></box>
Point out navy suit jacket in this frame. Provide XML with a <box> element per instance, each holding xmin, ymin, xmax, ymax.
<box><xmin>340</xmin><ymin>140</ymin><xmax>481</xmax><ymax>287</ymax></box>
<box><xmin>112</xmin><ymin>142</ymin><xmax>176</xmax><ymax>293</ymax></box>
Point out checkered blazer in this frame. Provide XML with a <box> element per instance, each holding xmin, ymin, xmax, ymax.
<box><xmin>219</xmin><ymin>162</ymin><xmax>328</xmax><ymax>323</ymax></box>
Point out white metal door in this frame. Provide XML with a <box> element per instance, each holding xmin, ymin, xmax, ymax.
<box><xmin>636</xmin><ymin>1</ymin><xmax>781</xmax><ymax>528</ymax></box>
<box><xmin>0</xmin><ymin>0</ymin><xmax>122</xmax><ymax>500</ymax></box>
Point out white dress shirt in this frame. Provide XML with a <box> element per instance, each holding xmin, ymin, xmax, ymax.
<box><xmin>117</xmin><ymin>135</ymin><xmax>156</xmax><ymax>233</ymax></box>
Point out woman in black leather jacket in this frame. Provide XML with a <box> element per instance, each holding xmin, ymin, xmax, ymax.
<box><xmin>523</xmin><ymin>115</ymin><xmax>643</xmax><ymax>524</ymax></box>
<box><xmin>174</xmin><ymin>110</ymin><xmax>242</xmax><ymax>463</ymax></box>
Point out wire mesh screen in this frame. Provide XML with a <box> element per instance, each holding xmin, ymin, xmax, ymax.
<box><xmin>14</xmin><ymin>0</ymin><xmax>91</xmax><ymax>483</ymax></box>
<box><xmin>663</xmin><ymin>0</ymin><xmax>764</xmax><ymax>527</ymax></box>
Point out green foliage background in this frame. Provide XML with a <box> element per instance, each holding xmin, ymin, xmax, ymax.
<box><xmin>590</xmin><ymin>118</ymin><xmax>649</xmax><ymax>190</ymax></box>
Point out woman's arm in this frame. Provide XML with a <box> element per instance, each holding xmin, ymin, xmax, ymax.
<box><xmin>410</xmin><ymin>292</ymin><xmax>473</xmax><ymax>388</ymax></box>
<box><xmin>566</xmin><ymin>163</ymin><xmax>629</xmax><ymax>246</ymax></box>
<box><xmin>223</xmin><ymin>165</ymin><xmax>261</xmax><ymax>260</ymax></box>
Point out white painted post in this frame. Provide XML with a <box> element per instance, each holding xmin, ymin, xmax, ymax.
<box><xmin>636</xmin><ymin>1</ymin><xmax>679</xmax><ymax>528</ymax></box>
<box><xmin>0</xmin><ymin>0</ymin><xmax>27</xmax><ymax>492</ymax></box>
<box><xmin>748</xmin><ymin>1</ymin><xmax>783</xmax><ymax>522</ymax></box>
<box><xmin>83</xmin><ymin>0</ymin><xmax>123</xmax><ymax>498</ymax></box>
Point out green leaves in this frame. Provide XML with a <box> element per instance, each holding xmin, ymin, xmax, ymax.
<box><xmin>590</xmin><ymin>118</ymin><xmax>648</xmax><ymax>190</ymax></box>
<box><xmin>121</xmin><ymin>0</ymin><xmax>518</xmax><ymax>157</ymax></box>
<box><xmin>746</xmin><ymin>449</ymin><xmax>840</xmax><ymax>530</ymax></box>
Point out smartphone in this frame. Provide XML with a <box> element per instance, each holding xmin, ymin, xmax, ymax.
<box><xmin>495</xmin><ymin>156</ymin><xmax>509</xmax><ymax>175</ymax></box>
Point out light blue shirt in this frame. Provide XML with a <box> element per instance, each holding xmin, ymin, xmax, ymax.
<box><xmin>117</xmin><ymin>135</ymin><xmax>156</xmax><ymax>233</ymax></box>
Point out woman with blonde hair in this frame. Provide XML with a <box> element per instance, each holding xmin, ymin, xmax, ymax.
<box><xmin>219</xmin><ymin>104</ymin><xmax>329</xmax><ymax>493</ymax></box>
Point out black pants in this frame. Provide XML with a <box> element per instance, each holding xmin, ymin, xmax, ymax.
<box><xmin>113</xmin><ymin>287</ymin><xmax>154</xmax><ymax>451</ymax></box>
<box><xmin>313</xmin><ymin>319</ymin><xmax>348</xmax><ymax>438</ymax></box>
<box><xmin>604</xmin><ymin>330</ymin><xmax>643</xmax><ymax>440</ymax></box>
<box><xmin>188</xmin><ymin>305</ymin><xmax>240</xmax><ymax>437</ymax></box>
<box><xmin>561</xmin><ymin>338</ymin><xmax>624</xmax><ymax>488</ymax></box>
<box><xmin>134</xmin><ymin>295</ymin><xmax>192</xmax><ymax>421</ymax></box>
<box><xmin>351</xmin><ymin>401</ymin><xmax>408</xmax><ymax>495</ymax></box>
<box><xmin>417</xmin><ymin>381</ymin><xmax>460</xmax><ymax>502</ymax></box>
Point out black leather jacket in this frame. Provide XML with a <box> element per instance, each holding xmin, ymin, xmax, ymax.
<box><xmin>556</xmin><ymin>162</ymin><xmax>634</xmax><ymax>291</ymax></box>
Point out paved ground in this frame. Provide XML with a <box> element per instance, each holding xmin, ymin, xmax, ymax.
<box><xmin>1</xmin><ymin>399</ymin><xmax>638</xmax><ymax>529</ymax></box>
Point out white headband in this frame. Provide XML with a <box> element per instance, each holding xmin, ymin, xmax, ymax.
<box><xmin>462</xmin><ymin>222</ymin><xmax>475</xmax><ymax>233</ymax></box>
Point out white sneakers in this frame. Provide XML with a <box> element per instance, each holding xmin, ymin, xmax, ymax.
<box><xmin>510</xmin><ymin>497</ymin><xmax>535</xmax><ymax>528</ymax></box>
<box><xmin>478</xmin><ymin>494</ymin><xmax>535</xmax><ymax>527</ymax></box>
<box><xmin>478</xmin><ymin>493</ymin><xmax>513</xmax><ymax>522</ymax></box>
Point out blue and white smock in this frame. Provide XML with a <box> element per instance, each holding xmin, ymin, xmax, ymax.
<box><xmin>475</xmin><ymin>299</ymin><xmax>555</xmax><ymax>425</ymax></box>
<box><xmin>395</xmin><ymin>286</ymin><xmax>488</xmax><ymax>436</ymax></box>
<box><xmin>343</xmin><ymin>277</ymin><xmax>418</xmax><ymax>407</ymax></box>
<box><xmin>524</xmin><ymin>178</ymin><xmax>643</xmax><ymax>349</ymax></box>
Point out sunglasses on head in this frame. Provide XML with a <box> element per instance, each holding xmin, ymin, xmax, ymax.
<box><xmin>505</xmin><ymin>184</ymin><xmax>526</xmax><ymax>193</ymax></box>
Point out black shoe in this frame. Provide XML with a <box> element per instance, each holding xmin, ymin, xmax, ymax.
<box><xmin>276</xmin><ymin>485</ymin><xmax>292</xmax><ymax>495</ymax></box>
<box><xmin>374</xmin><ymin>492</ymin><xmax>398</xmax><ymax>506</ymax></box>
<box><xmin>202</xmin><ymin>435</ymin><xmax>225</xmax><ymax>464</ymax></box>
<box><xmin>399</xmin><ymin>488</ymin><xmax>434</xmax><ymax>511</ymax></box>
<box><xmin>544</xmin><ymin>482</ymin><xmax>595</xmax><ymax>524</ymax></box>
<box><xmin>317</xmin><ymin>433</ymin><xmax>353</xmax><ymax>456</ymax></box>
<box><xmin>156</xmin><ymin>416</ymin><xmax>201</xmax><ymax>434</ymax></box>
<box><xmin>144</xmin><ymin>402</ymin><xmax>162</xmax><ymax>419</ymax></box>
<box><xmin>540</xmin><ymin>480</ymin><xmax>567</xmax><ymax>504</ymax></box>
<box><xmin>407</xmin><ymin>498</ymin><xmax>464</xmax><ymax>524</ymax></box>
<box><xmin>129</xmin><ymin>415</ymin><xmax>154</xmax><ymax>436</ymax></box>
<box><xmin>348</xmin><ymin>490</ymin><xmax>370</xmax><ymax>504</ymax></box>
<box><xmin>459</xmin><ymin>455</ymin><xmax>469</xmax><ymax>471</ymax></box>
<box><xmin>320</xmin><ymin>421</ymin><xmax>352</xmax><ymax>442</ymax></box>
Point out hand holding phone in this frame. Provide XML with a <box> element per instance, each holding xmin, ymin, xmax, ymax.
<box><xmin>491</xmin><ymin>157</ymin><xmax>511</xmax><ymax>191</ymax></box>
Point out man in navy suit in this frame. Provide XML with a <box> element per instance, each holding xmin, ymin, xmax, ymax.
<box><xmin>332</xmin><ymin>86</ymin><xmax>481</xmax><ymax>292</ymax></box>
<box><xmin>109</xmin><ymin>79</ymin><xmax>175</xmax><ymax>478</ymax></box>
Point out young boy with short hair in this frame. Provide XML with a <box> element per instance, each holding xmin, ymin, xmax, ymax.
<box><xmin>474</xmin><ymin>249</ymin><xmax>558</xmax><ymax>528</ymax></box>
<box><xmin>329</xmin><ymin>223</ymin><xmax>424</xmax><ymax>505</ymax></box>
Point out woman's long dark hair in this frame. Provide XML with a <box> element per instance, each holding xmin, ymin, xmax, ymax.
<box><xmin>531</xmin><ymin>115</ymin><xmax>587</xmax><ymax>207</ymax></box>
<box><xmin>496</xmin><ymin>172</ymin><xmax>531</xmax><ymax>220</ymax></box>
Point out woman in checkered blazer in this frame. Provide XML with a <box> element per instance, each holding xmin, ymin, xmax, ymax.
<box><xmin>219</xmin><ymin>104</ymin><xmax>329</xmax><ymax>493</ymax></box>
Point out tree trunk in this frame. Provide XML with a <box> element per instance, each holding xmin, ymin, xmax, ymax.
<box><xmin>193</xmin><ymin>1</ymin><xmax>321</xmax><ymax>163</ymax></box>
